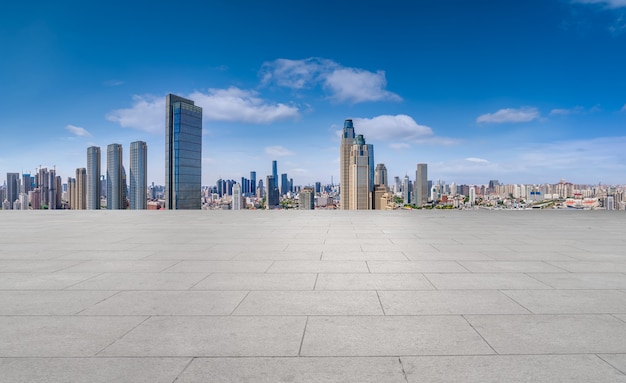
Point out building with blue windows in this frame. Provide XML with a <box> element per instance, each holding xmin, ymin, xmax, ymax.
<box><xmin>165</xmin><ymin>94</ymin><xmax>202</xmax><ymax>210</ymax></box>
<box><xmin>130</xmin><ymin>140</ymin><xmax>147</xmax><ymax>210</ymax></box>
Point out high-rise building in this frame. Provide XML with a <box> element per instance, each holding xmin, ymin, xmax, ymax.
<box><xmin>22</xmin><ymin>174</ymin><xmax>33</xmax><ymax>194</ymax></box>
<box><xmin>266</xmin><ymin>175</ymin><xmax>279</xmax><ymax>209</ymax></box>
<box><xmin>165</xmin><ymin>94</ymin><xmax>202</xmax><ymax>210</ymax></box>
<box><xmin>250</xmin><ymin>171</ymin><xmax>256</xmax><ymax>196</ymax></box>
<box><xmin>367</xmin><ymin>144</ymin><xmax>375</xmax><ymax>192</ymax></box>
<box><xmin>232</xmin><ymin>183</ymin><xmax>242</xmax><ymax>210</ymax></box>
<box><xmin>107</xmin><ymin>143</ymin><xmax>124</xmax><ymax>210</ymax></box>
<box><xmin>349</xmin><ymin>134</ymin><xmax>372</xmax><ymax>210</ymax></box>
<box><xmin>299</xmin><ymin>187</ymin><xmax>314</xmax><ymax>210</ymax></box>
<box><xmin>372</xmin><ymin>184</ymin><xmax>388</xmax><ymax>210</ymax></box>
<box><xmin>469</xmin><ymin>186</ymin><xmax>476</xmax><ymax>206</ymax></box>
<box><xmin>281</xmin><ymin>173</ymin><xmax>289</xmax><ymax>196</ymax></box>
<box><xmin>402</xmin><ymin>175</ymin><xmax>411</xmax><ymax>205</ymax></box>
<box><xmin>374</xmin><ymin>164</ymin><xmax>388</xmax><ymax>187</ymax></box>
<box><xmin>415</xmin><ymin>163</ymin><xmax>428</xmax><ymax>206</ymax></box>
<box><xmin>76</xmin><ymin>168</ymin><xmax>87</xmax><ymax>210</ymax></box>
<box><xmin>272</xmin><ymin>161</ymin><xmax>278</xmax><ymax>187</ymax></box>
<box><xmin>130</xmin><ymin>141</ymin><xmax>147</xmax><ymax>210</ymax></box>
<box><xmin>6</xmin><ymin>173</ymin><xmax>19</xmax><ymax>210</ymax></box>
<box><xmin>87</xmin><ymin>146</ymin><xmax>101</xmax><ymax>209</ymax></box>
<box><xmin>340</xmin><ymin>119</ymin><xmax>356</xmax><ymax>210</ymax></box>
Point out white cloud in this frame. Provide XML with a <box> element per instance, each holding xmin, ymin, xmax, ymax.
<box><xmin>621</xmin><ymin>104</ymin><xmax>626</xmax><ymax>111</ymax></box>
<box><xmin>107</xmin><ymin>88</ymin><xmax>300</xmax><ymax>134</ymax></box>
<box><xmin>265</xmin><ymin>145</ymin><xmax>295</xmax><ymax>157</ymax></box>
<box><xmin>65</xmin><ymin>124</ymin><xmax>92</xmax><ymax>137</ymax></box>
<box><xmin>389</xmin><ymin>142</ymin><xmax>411</xmax><ymax>150</ymax></box>
<box><xmin>104</xmin><ymin>80</ymin><xmax>124</xmax><ymax>87</ymax></box>
<box><xmin>573</xmin><ymin>0</ymin><xmax>626</xmax><ymax>8</ymax></box>
<box><xmin>476</xmin><ymin>107</ymin><xmax>540</xmax><ymax>124</ymax></box>
<box><xmin>465</xmin><ymin>157</ymin><xmax>489</xmax><ymax>163</ymax></box>
<box><xmin>352</xmin><ymin>114</ymin><xmax>433</xmax><ymax>142</ymax></box>
<box><xmin>261</xmin><ymin>57</ymin><xmax>401</xmax><ymax>103</ymax></box>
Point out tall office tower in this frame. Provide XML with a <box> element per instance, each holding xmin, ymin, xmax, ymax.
<box><xmin>232</xmin><ymin>183</ymin><xmax>242</xmax><ymax>210</ymax></box>
<box><xmin>367</xmin><ymin>144</ymin><xmax>375</xmax><ymax>192</ymax></box>
<box><xmin>165</xmin><ymin>94</ymin><xmax>202</xmax><ymax>210</ymax></box>
<box><xmin>374</xmin><ymin>164</ymin><xmax>388</xmax><ymax>186</ymax></box>
<box><xmin>469</xmin><ymin>186</ymin><xmax>476</xmax><ymax>206</ymax></box>
<box><xmin>257</xmin><ymin>179</ymin><xmax>264</xmax><ymax>198</ymax></box>
<box><xmin>266</xmin><ymin>175</ymin><xmax>279</xmax><ymax>209</ymax></box>
<box><xmin>18</xmin><ymin>192</ymin><xmax>29</xmax><ymax>210</ymax></box>
<box><xmin>402</xmin><ymin>175</ymin><xmax>411</xmax><ymax>204</ymax></box>
<box><xmin>315</xmin><ymin>182</ymin><xmax>321</xmax><ymax>194</ymax></box>
<box><xmin>281</xmin><ymin>173</ymin><xmax>289</xmax><ymax>196</ymax></box>
<box><xmin>250</xmin><ymin>171</ymin><xmax>256</xmax><ymax>196</ymax></box>
<box><xmin>393</xmin><ymin>176</ymin><xmax>401</xmax><ymax>194</ymax></box>
<box><xmin>372</xmin><ymin>184</ymin><xmax>388</xmax><ymax>210</ymax></box>
<box><xmin>22</xmin><ymin>174</ymin><xmax>33</xmax><ymax>194</ymax></box>
<box><xmin>68</xmin><ymin>177</ymin><xmax>75</xmax><ymax>209</ymax></box>
<box><xmin>415</xmin><ymin>163</ymin><xmax>428</xmax><ymax>206</ymax></box>
<box><xmin>130</xmin><ymin>141</ymin><xmax>147</xmax><ymax>210</ymax></box>
<box><xmin>299</xmin><ymin>187</ymin><xmax>314</xmax><ymax>210</ymax></box>
<box><xmin>48</xmin><ymin>170</ymin><xmax>57</xmax><ymax>209</ymax></box>
<box><xmin>87</xmin><ymin>146</ymin><xmax>101</xmax><ymax>209</ymax></box>
<box><xmin>340</xmin><ymin>119</ymin><xmax>356</xmax><ymax>210</ymax></box>
<box><xmin>272</xmin><ymin>161</ymin><xmax>278</xmax><ymax>187</ymax></box>
<box><xmin>6</xmin><ymin>173</ymin><xmax>19</xmax><ymax>210</ymax></box>
<box><xmin>76</xmin><ymin>168</ymin><xmax>86</xmax><ymax>210</ymax></box>
<box><xmin>106</xmin><ymin>143</ymin><xmax>124</xmax><ymax>210</ymax></box>
<box><xmin>349</xmin><ymin>134</ymin><xmax>372</xmax><ymax>210</ymax></box>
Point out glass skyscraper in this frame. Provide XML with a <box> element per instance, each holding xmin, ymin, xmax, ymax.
<box><xmin>86</xmin><ymin>146</ymin><xmax>101</xmax><ymax>210</ymax></box>
<box><xmin>106</xmin><ymin>143</ymin><xmax>124</xmax><ymax>210</ymax></box>
<box><xmin>130</xmin><ymin>141</ymin><xmax>147</xmax><ymax>210</ymax></box>
<box><xmin>165</xmin><ymin>94</ymin><xmax>202</xmax><ymax>210</ymax></box>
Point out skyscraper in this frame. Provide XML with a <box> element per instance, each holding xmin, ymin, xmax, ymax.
<box><xmin>86</xmin><ymin>146</ymin><xmax>101</xmax><ymax>210</ymax></box>
<box><xmin>299</xmin><ymin>187</ymin><xmax>314</xmax><ymax>210</ymax></box>
<box><xmin>107</xmin><ymin>143</ymin><xmax>124</xmax><ymax>210</ymax></box>
<box><xmin>76</xmin><ymin>168</ymin><xmax>87</xmax><ymax>210</ymax></box>
<box><xmin>130</xmin><ymin>141</ymin><xmax>147</xmax><ymax>210</ymax></box>
<box><xmin>266</xmin><ymin>175</ymin><xmax>279</xmax><ymax>209</ymax></box>
<box><xmin>402</xmin><ymin>175</ymin><xmax>411</xmax><ymax>205</ymax></box>
<box><xmin>250</xmin><ymin>171</ymin><xmax>256</xmax><ymax>196</ymax></box>
<box><xmin>6</xmin><ymin>173</ymin><xmax>19</xmax><ymax>210</ymax></box>
<box><xmin>232</xmin><ymin>183</ymin><xmax>242</xmax><ymax>210</ymax></box>
<box><xmin>374</xmin><ymin>164</ymin><xmax>388</xmax><ymax>187</ymax></box>
<box><xmin>165</xmin><ymin>94</ymin><xmax>202</xmax><ymax>210</ymax></box>
<box><xmin>349</xmin><ymin>134</ymin><xmax>372</xmax><ymax>210</ymax></box>
<box><xmin>281</xmin><ymin>173</ymin><xmax>289</xmax><ymax>196</ymax></box>
<box><xmin>340</xmin><ymin>119</ymin><xmax>355</xmax><ymax>210</ymax></box>
<box><xmin>415</xmin><ymin>163</ymin><xmax>428</xmax><ymax>206</ymax></box>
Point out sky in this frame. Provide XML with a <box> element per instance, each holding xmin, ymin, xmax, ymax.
<box><xmin>1</xmin><ymin>0</ymin><xmax>626</xmax><ymax>187</ymax></box>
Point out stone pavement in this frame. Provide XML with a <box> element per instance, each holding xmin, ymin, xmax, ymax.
<box><xmin>1</xmin><ymin>210</ymin><xmax>626</xmax><ymax>382</ymax></box>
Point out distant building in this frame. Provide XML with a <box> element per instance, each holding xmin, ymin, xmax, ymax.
<box><xmin>415</xmin><ymin>163</ymin><xmax>428</xmax><ymax>206</ymax></box>
<box><xmin>6</xmin><ymin>173</ymin><xmax>19</xmax><ymax>210</ymax></box>
<box><xmin>86</xmin><ymin>146</ymin><xmax>101</xmax><ymax>210</ymax></box>
<box><xmin>349</xmin><ymin>134</ymin><xmax>372</xmax><ymax>210</ymax></box>
<box><xmin>374</xmin><ymin>164</ymin><xmax>388</xmax><ymax>187</ymax></box>
<box><xmin>299</xmin><ymin>187</ymin><xmax>314</xmax><ymax>210</ymax></box>
<box><xmin>340</xmin><ymin>119</ymin><xmax>356</xmax><ymax>210</ymax></box>
<box><xmin>232</xmin><ymin>183</ymin><xmax>242</xmax><ymax>210</ymax></box>
<box><xmin>76</xmin><ymin>168</ymin><xmax>87</xmax><ymax>210</ymax></box>
<box><xmin>130</xmin><ymin>141</ymin><xmax>147</xmax><ymax>210</ymax></box>
<box><xmin>250</xmin><ymin>171</ymin><xmax>257</xmax><ymax>196</ymax></box>
<box><xmin>402</xmin><ymin>175</ymin><xmax>411</xmax><ymax>205</ymax></box>
<box><xmin>272</xmin><ymin>161</ymin><xmax>278</xmax><ymax>186</ymax></box>
<box><xmin>281</xmin><ymin>173</ymin><xmax>289</xmax><ymax>196</ymax></box>
<box><xmin>372</xmin><ymin>184</ymin><xmax>388</xmax><ymax>210</ymax></box>
<box><xmin>266</xmin><ymin>175</ymin><xmax>280</xmax><ymax>209</ymax></box>
<box><xmin>107</xmin><ymin>144</ymin><xmax>124</xmax><ymax>210</ymax></box>
<box><xmin>165</xmin><ymin>94</ymin><xmax>202</xmax><ymax>210</ymax></box>
<box><xmin>469</xmin><ymin>186</ymin><xmax>476</xmax><ymax>206</ymax></box>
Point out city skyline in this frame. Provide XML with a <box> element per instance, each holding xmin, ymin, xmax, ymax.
<box><xmin>2</xmin><ymin>1</ymin><xmax>626</xmax><ymax>186</ymax></box>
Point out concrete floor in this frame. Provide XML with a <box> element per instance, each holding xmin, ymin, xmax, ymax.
<box><xmin>1</xmin><ymin>210</ymin><xmax>626</xmax><ymax>382</ymax></box>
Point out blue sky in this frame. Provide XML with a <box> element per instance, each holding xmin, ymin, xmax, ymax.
<box><xmin>1</xmin><ymin>0</ymin><xmax>626</xmax><ymax>187</ymax></box>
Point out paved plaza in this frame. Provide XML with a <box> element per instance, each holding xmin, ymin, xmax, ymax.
<box><xmin>1</xmin><ymin>210</ymin><xmax>626</xmax><ymax>382</ymax></box>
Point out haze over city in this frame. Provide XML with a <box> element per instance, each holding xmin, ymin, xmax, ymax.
<box><xmin>2</xmin><ymin>0</ymin><xmax>626</xmax><ymax>186</ymax></box>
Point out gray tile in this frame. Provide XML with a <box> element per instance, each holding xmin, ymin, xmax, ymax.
<box><xmin>54</xmin><ymin>251</ymin><xmax>156</xmax><ymax>260</ymax></box>
<box><xmin>163</xmin><ymin>260</ymin><xmax>272</xmax><ymax>272</ymax></box>
<box><xmin>233</xmin><ymin>251</ymin><xmax>322</xmax><ymax>261</ymax></box>
<box><xmin>143</xmin><ymin>250</ymin><xmax>236</xmax><ymax>260</ymax></box>
<box><xmin>301</xmin><ymin>316</ymin><xmax>495</xmax><ymax>356</ymax></box>
<box><xmin>379</xmin><ymin>290</ymin><xmax>529</xmax><ymax>315</ymax></box>
<box><xmin>0</xmin><ymin>358</ymin><xmax>190</xmax><ymax>383</ymax></box>
<box><xmin>0</xmin><ymin>260</ymin><xmax>81</xmax><ymax>272</ymax></box>
<box><xmin>0</xmin><ymin>290</ymin><xmax>117</xmax><ymax>315</ymax></box>
<box><xmin>61</xmin><ymin>260</ymin><xmax>177</xmax><ymax>273</ymax></box>
<box><xmin>192</xmin><ymin>273</ymin><xmax>317</xmax><ymax>290</ymax></box>
<box><xmin>315</xmin><ymin>273</ymin><xmax>435</xmax><ymax>290</ymax></box>
<box><xmin>79</xmin><ymin>290</ymin><xmax>247</xmax><ymax>315</ymax></box>
<box><xmin>0</xmin><ymin>316</ymin><xmax>146</xmax><ymax>357</ymax></box>
<box><xmin>458</xmin><ymin>261</ymin><xmax>567</xmax><ymax>273</ymax></box>
<box><xmin>529</xmin><ymin>273</ymin><xmax>626</xmax><ymax>289</ymax></box>
<box><xmin>321</xmin><ymin>251</ymin><xmax>407</xmax><ymax>261</ymax></box>
<box><xmin>267</xmin><ymin>261</ymin><xmax>369</xmax><ymax>273</ymax></box>
<box><xmin>0</xmin><ymin>273</ymin><xmax>99</xmax><ymax>290</ymax></box>
<box><xmin>503</xmin><ymin>290</ymin><xmax>626</xmax><ymax>314</ymax></box>
<box><xmin>549</xmin><ymin>262</ymin><xmax>626</xmax><ymax>273</ymax></box>
<box><xmin>466</xmin><ymin>314</ymin><xmax>626</xmax><ymax>354</ymax></box>
<box><xmin>100</xmin><ymin>316</ymin><xmax>306</xmax><ymax>356</ymax></box>
<box><xmin>176</xmin><ymin>357</ymin><xmax>407</xmax><ymax>383</ymax></box>
<box><xmin>425</xmin><ymin>273</ymin><xmax>552</xmax><ymax>290</ymax></box>
<box><xmin>403</xmin><ymin>251</ymin><xmax>494</xmax><ymax>261</ymax></box>
<box><xmin>68</xmin><ymin>272</ymin><xmax>209</xmax><ymax>290</ymax></box>
<box><xmin>368</xmin><ymin>261</ymin><xmax>468</xmax><ymax>273</ymax></box>
<box><xmin>233</xmin><ymin>291</ymin><xmax>383</xmax><ymax>315</ymax></box>
<box><xmin>599</xmin><ymin>354</ymin><xmax>626</xmax><ymax>376</ymax></box>
<box><xmin>402</xmin><ymin>355</ymin><xmax>626</xmax><ymax>383</ymax></box>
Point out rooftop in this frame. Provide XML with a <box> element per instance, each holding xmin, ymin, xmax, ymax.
<box><xmin>1</xmin><ymin>210</ymin><xmax>626</xmax><ymax>382</ymax></box>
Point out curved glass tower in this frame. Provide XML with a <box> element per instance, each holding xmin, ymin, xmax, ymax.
<box><xmin>165</xmin><ymin>94</ymin><xmax>203</xmax><ymax>209</ymax></box>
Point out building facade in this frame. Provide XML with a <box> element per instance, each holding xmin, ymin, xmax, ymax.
<box><xmin>415</xmin><ymin>163</ymin><xmax>428</xmax><ymax>206</ymax></box>
<box><xmin>165</xmin><ymin>94</ymin><xmax>203</xmax><ymax>209</ymax></box>
<box><xmin>130</xmin><ymin>141</ymin><xmax>147</xmax><ymax>210</ymax></box>
<box><xmin>349</xmin><ymin>134</ymin><xmax>372</xmax><ymax>210</ymax></box>
<box><xmin>5</xmin><ymin>173</ymin><xmax>19</xmax><ymax>210</ymax></box>
<box><xmin>106</xmin><ymin>144</ymin><xmax>124</xmax><ymax>210</ymax></box>
<box><xmin>374</xmin><ymin>163</ymin><xmax>388</xmax><ymax>187</ymax></box>
<box><xmin>232</xmin><ymin>183</ymin><xmax>242</xmax><ymax>210</ymax></box>
<box><xmin>86</xmin><ymin>146</ymin><xmax>101</xmax><ymax>209</ymax></box>
<box><xmin>340</xmin><ymin>119</ymin><xmax>356</xmax><ymax>210</ymax></box>
<box><xmin>299</xmin><ymin>187</ymin><xmax>314</xmax><ymax>210</ymax></box>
